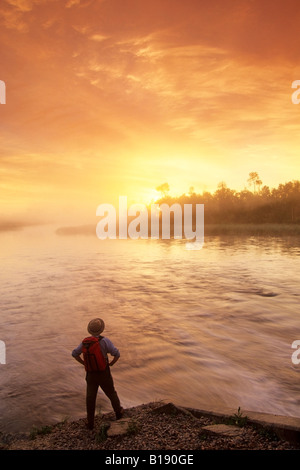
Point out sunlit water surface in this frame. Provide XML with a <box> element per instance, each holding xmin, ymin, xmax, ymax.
<box><xmin>0</xmin><ymin>226</ymin><xmax>299</xmax><ymax>432</ymax></box>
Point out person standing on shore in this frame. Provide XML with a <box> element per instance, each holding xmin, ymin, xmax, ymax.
<box><xmin>72</xmin><ymin>318</ymin><xmax>124</xmax><ymax>430</ymax></box>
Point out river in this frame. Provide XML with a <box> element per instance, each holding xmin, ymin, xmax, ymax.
<box><xmin>0</xmin><ymin>226</ymin><xmax>299</xmax><ymax>433</ymax></box>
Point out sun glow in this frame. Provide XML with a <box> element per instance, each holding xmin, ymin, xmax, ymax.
<box><xmin>142</xmin><ymin>189</ymin><xmax>161</xmax><ymax>206</ymax></box>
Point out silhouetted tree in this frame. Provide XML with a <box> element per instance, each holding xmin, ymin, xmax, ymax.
<box><xmin>152</xmin><ymin>178</ymin><xmax>300</xmax><ymax>225</ymax></box>
<box><xmin>156</xmin><ymin>182</ymin><xmax>170</xmax><ymax>198</ymax></box>
<box><xmin>247</xmin><ymin>172</ymin><xmax>262</xmax><ymax>193</ymax></box>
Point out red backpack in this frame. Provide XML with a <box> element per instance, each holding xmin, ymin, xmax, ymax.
<box><xmin>82</xmin><ymin>336</ymin><xmax>107</xmax><ymax>372</ymax></box>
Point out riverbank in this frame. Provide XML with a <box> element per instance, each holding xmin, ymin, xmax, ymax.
<box><xmin>204</xmin><ymin>223</ymin><xmax>300</xmax><ymax>236</ymax></box>
<box><xmin>55</xmin><ymin>222</ymin><xmax>300</xmax><ymax>237</ymax></box>
<box><xmin>2</xmin><ymin>401</ymin><xmax>300</xmax><ymax>451</ymax></box>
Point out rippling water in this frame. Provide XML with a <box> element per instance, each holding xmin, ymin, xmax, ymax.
<box><xmin>0</xmin><ymin>226</ymin><xmax>300</xmax><ymax>433</ymax></box>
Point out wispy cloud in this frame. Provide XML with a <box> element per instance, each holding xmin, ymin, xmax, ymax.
<box><xmin>65</xmin><ymin>0</ymin><xmax>81</xmax><ymax>8</ymax></box>
<box><xmin>5</xmin><ymin>0</ymin><xmax>35</xmax><ymax>12</ymax></box>
<box><xmin>89</xmin><ymin>33</ymin><xmax>110</xmax><ymax>42</ymax></box>
<box><xmin>0</xmin><ymin>6</ymin><xmax>29</xmax><ymax>31</ymax></box>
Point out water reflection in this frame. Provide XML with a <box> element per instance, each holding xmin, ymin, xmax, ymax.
<box><xmin>0</xmin><ymin>227</ymin><xmax>299</xmax><ymax>432</ymax></box>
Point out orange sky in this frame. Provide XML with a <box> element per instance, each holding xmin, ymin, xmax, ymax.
<box><xmin>1</xmin><ymin>0</ymin><xmax>300</xmax><ymax>227</ymax></box>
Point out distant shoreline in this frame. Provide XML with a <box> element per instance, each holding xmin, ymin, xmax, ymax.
<box><xmin>204</xmin><ymin>223</ymin><xmax>300</xmax><ymax>236</ymax></box>
<box><xmin>55</xmin><ymin>223</ymin><xmax>300</xmax><ymax>237</ymax></box>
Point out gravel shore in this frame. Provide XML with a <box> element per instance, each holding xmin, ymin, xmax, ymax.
<box><xmin>2</xmin><ymin>401</ymin><xmax>300</xmax><ymax>451</ymax></box>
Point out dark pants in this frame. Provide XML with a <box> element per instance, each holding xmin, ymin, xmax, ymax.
<box><xmin>85</xmin><ymin>366</ymin><xmax>122</xmax><ymax>428</ymax></box>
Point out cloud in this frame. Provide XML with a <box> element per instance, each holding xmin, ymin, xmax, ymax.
<box><xmin>0</xmin><ymin>6</ymin><xmax>29</xmax><ymax>31</ymax></box>
<box><xmin>5</xmin><ymin>0</ymin><xmax>34</xmax><ymax>12</ymax></box>
<box><xmin>89</xmin><ymin>33</ymin><xmax>110</xmax><ymax>42</ymax></box>
<box><xmin>1</xmin><ymin>0</ymin><xmax>57</xmax><ymax>32</ymax></box>
<box><xmin>65</xmin><ymin>0</ymin><xmax>80</xmax><ymax>8</ymax></box>
<box><xmin>71</xmin><ymin>32</ymin><xmax>289</xmax><ymax>146</ymax></box>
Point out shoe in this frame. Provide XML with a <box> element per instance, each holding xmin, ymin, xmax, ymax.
<box><xmin>116</xmin><ymin>407</ymin><xmax>124</xmax><ymax>420</ymax></box>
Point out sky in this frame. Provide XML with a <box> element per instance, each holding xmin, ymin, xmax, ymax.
<box><xmin>1</xmin><ymin>0</ymin><xmax>300</xmax><ymax>227</ymax></box>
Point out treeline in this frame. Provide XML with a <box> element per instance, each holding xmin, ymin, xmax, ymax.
<box><xmin>153</xmin><ymin>180</ymin><xmax>300</xmax><ymax>225</ymax></box>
